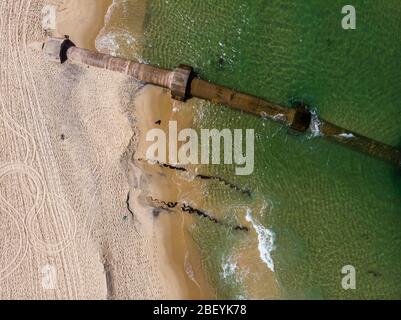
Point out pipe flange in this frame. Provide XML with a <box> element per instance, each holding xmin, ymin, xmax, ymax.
<box><xmin>171</xmin><ymin>65</ymin><xmax>193</xmax><ymax>102</ymax></box>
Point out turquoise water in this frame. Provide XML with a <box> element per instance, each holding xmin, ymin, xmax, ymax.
<box><xmin>100</xmin><ymin>0</ymin><xmax>401</xmax><ymax>299</ymax></box>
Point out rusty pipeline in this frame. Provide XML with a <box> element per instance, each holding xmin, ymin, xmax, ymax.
<box><xmin>43</xmin><ymin>37</ymin><xmax>401</xmax><ymax>168</ymax></box>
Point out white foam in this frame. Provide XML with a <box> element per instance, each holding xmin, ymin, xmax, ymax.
<box><xmin>245</xmin><ymin>210</ymin><xmax>276</xmax><ymax>272</ymax></box>
<box><xmin>309</xmin><ymin>110</ymin><xmax>323</xmax><ymax>138</ymax></box>
<box><xmin>96</xmin><ymin>31</ymin><xmax>144</xmax><ymax>62</ymax></box>
<box><xmin>221</xmin><ymin>255</ymin><xmax>238</xmax><ymax>279</ymax></box>
<box><xmin>272</xmin><ymin>113</ymin><xmax>286</xmax><ymax>121</ymax></box>
<box><xmin>96</xmin><ymin>32</ymin><xmax>120</xmax><ymax>56</ymax></box>
<box><xmin>338</xmin><ymin>133</ymin><xmax>355</xmax><ymax>139</ymax></box>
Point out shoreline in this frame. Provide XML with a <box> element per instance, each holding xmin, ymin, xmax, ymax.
<box><xmin>133</xmin><ymin>86</ymin><xmax>215</xmax><ymax>299</ymax></box>
<box><xmin>94</xmin><ymin>1</ymin><xmax>280</xmax><ymax>299</ymax></box>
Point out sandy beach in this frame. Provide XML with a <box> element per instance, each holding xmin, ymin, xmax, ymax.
<box><xmin>0</xmin><ymin>0</ymin><xmax>188</xmax><ymax>299</ymax></box>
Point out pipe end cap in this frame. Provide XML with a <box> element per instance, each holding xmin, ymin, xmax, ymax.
<box><xmin>43</xmin><ymin>36</ymin><xmax>75</xmax><ymax>64</ymax></box>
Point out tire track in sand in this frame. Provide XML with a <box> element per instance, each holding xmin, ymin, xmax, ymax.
<box><xmin>21</xmin><ymin>0</ymin><xmax>81</xmax><ymax>298</ymax></box>
<box><xmin>0</xmin><ymin>0</ymin><xmax>81</xmax><ymax>298</ymax></box>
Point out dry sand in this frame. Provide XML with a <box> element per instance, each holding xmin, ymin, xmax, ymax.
<box><xmin>0</xmin><ymin>0</ymin><xmax>186</xmax><ymax>299</ymax></box>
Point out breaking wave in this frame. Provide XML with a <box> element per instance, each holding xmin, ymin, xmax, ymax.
<box><xmin>245</xmin><ymin>210</ymin><xmax>276</xmax><ymax>272</ymax></box>
<box><xmin>309</xmin><ymin>110</ymin><xmax>323</xmax><ymax>138</ymax></box>
<box><xmin>338</xmin><ymin>132</ymin><xmax>355</xmax><ymax>139</ymax></box>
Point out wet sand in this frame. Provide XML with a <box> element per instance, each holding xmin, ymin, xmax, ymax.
<box><xmin>56</xmin><ymin>0</ymin><xmax>113</xmax><ymax>50</ymax></box>
<box><xmin>133</xmin><ymin>85</ymin><xmax>215</xmax><ymax>299</ymax></box>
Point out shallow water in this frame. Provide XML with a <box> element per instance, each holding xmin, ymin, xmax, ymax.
<box><xmin>99</xmin><ymin>0</ymin><xmax>401</xmax><ymax>299</ymax></box>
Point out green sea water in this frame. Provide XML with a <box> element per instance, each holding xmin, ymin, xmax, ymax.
<box><xmin>99</xmin><ymin>0</ymin><xmax>401</xmax><ymax>299</ymax></box>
